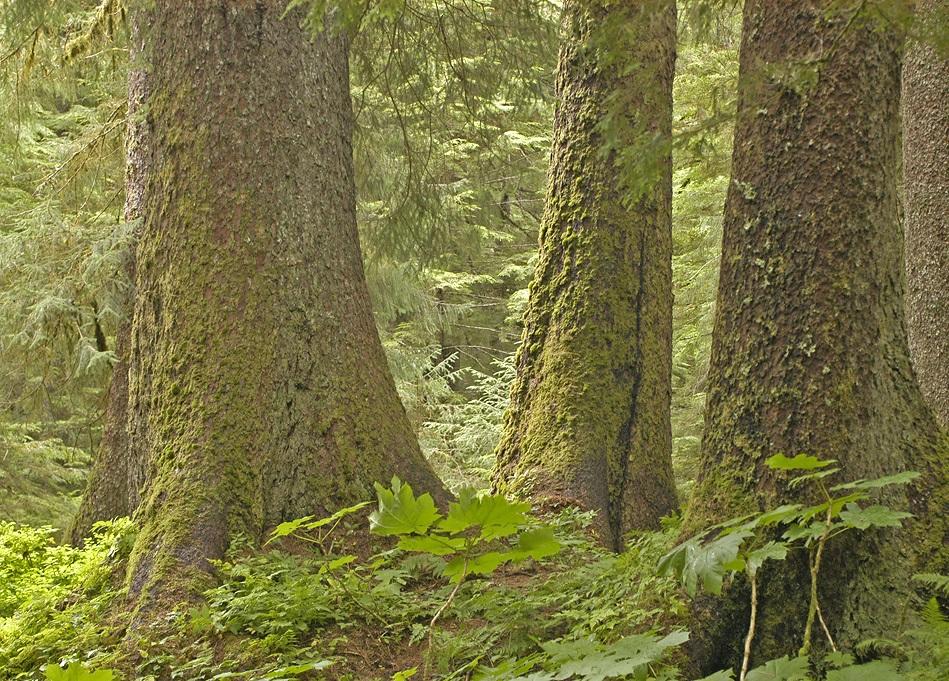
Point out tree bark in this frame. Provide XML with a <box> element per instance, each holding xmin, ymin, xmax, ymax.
<box><xmin>122</xmin><ymin>0</ymin><xmax>446</xmax><ymax>613</ymax></box>
<box><xmin>903</xmin><ymin>0</ymin><xmax>949</xmax><ymax>426</ymax></box>
<box><xmin>493</xmin><ymin>0</ymin><xmax>678</xmax><ymax>549</ymax></box>
<box><xmin>685</xmin><ymin>0</ymin><xmax>947</xmax><ymax>672</ymax></box>
<box><xmin>66</xmin><ymin>41</ymin><xmax>149</xmax><ymax>544</ymax></box>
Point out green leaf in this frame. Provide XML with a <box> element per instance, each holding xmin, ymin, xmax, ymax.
<box><xmin>439</xmin><ymin>489</ymin><xmax>530</xmax><ymax>540</ymax></box>
<box><xmin>262</xmin><ymin>660</ymin><xmax>334</xmax><ymax>679</ymax></box>
<box><xmin>766</xmin><ymin>454</ymin><xmax>835</xmax><ymax>471</ymax></box>
<box><xmin>696</xmin><ymin>671</ymin><xmax>735</xmax><ymax>681</ymax></box>
<box><xmin>829</xmin><ymin>471</ymin><xmax>920</xmax><ymax>492</ymax></box>
<box><xmin>303</xmin><ymin>501</ymin><xmax>370</xmax><ymax>530</ymax></box>
<box><xmin>510</xmin><ymin>526</ymin><xmax>561</xmax><ymax>561</ymax></box>
<box><xmin>745</xmin><ymin>541</ymin><xmax>789</xmax><ymax>576</ymax></box>
<box><xmin>391</xmin><ymin>668</ymin><xmax>418</xmax><ymax>681</ymax></box>
<box><xmin>369</xmin><ymin>478</ymin><xmax>441</xmax><ymax>536</ymax></box>
<box><xmin>788</xmin><ymin>468</ymin><xmax>839</xmax><ymax>489</ymax></box>
<box><xmin>745</xmin><ymin>655</ymin><xmax>810</xmax><ymax>681</ymax></box>
<box><xmin>45</xmin><ymin>663</ymin><xmax>115</xmax><ymax>681</ymax></box>
<box><xmin>397</xmin><ymin>535</ymin><xmax>465</xmax><ymax>556</ymax></box>
<box><xmin>825</xmin><ymin>660</ymin><xmax>902</xmax><ymax>681</ymax></box>
<box><xmin>824</xmin><ymin>652</ymin><xmax>855</xmax><ymax>669</ymax></box>
<box><xmin>267</xmin><ymin>515</ymin><xmax>315</xmax><ymax>544</ymax></box>
<box><xmin>750</xmin><ymin>504</ymin><xmax>803</xmax><ymax>528</ymax></box>
<box><xmin>838</xmin><ymin>504</ymin><xmax>912</xmax><ymax>530</ymax></box>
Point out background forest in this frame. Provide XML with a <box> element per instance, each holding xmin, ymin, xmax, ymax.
<box><xmin>0</xmin><ymin>1</ymin><xmax>946</xmax><ymax>681</ymax></box>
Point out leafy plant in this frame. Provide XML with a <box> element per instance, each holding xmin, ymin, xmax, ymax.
<box><xmin>659</xmin><ymin>455</ymin><xmax>919</xmax><ymax>680</ymax></box>
<box><xmin>369</xmin><ymin>478</ymin><xmax>562</xmax><ymax>679</ymax></box>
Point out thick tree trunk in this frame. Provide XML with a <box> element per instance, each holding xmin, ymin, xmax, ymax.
<box><xmin>685</xmin><ymin>1</ymin><xmax>947</xmax><ymax>672</ymax></box>
<box><xmin>903</xmin><ymin>0</ymin><xmax>949</xmax><ymax>426</ymax></box>
<box><xmin>67</xmin><ymin>50</ymin><xmax>149</xmax><ymax>544</ymax></box>
<box><xmin>122</xmin><ymin>0</ymin><xmax>446</xmax><ymax>612</ymax></box>
<box><xmin>493</xmin><ymin>0</ymin><xmax>678</xmax><ymax>549</ymax></box>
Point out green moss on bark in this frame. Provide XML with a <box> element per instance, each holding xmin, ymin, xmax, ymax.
<box><xmin>494</xmin><ymin>0</ymin><xmax>678</xmax><ymax>549</ymax></box>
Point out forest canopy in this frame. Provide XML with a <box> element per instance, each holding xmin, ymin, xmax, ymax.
<box><xmin>0</xmin><ymin>1</ymin><xmax>946</xmax><ymax>680</ymax></box>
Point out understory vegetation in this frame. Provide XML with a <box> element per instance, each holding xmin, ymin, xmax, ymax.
<box><xmin>1</xmin><ymin>0</ymin><xmax>947</xmax><ymax>679</ymax></box>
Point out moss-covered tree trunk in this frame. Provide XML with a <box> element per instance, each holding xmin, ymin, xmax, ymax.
<box><xmin>493</xmin><ymin>0</ymin><xmax>678</xmax><ymax>549</ymax></box>
<box><xmin>903</xmin><ymin>0</ymin><xmax>949</xmax><ymax>426</ymax></box>
<box><xmin>122</xmin><ymin>0</ymin><xmax>446</xmax><ymax>613</ymax></box>
<box><xmin>67</xmin><ymin>45</ymin><xmax>149</xmax><ymax>545</ymax></box>
<box><xmin>685</xmin><ymin>0</ymin><xmax>946</xmax><ymax>672</ymax></box>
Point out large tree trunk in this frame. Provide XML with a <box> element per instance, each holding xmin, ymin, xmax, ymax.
<box><xmin>493</xmin><ymin>0</ymin><xmax>678</xmax><ymax>549</ymax></box>
<box><xmin>903</xmin><ymin>0</ymin><xmax>949</xmax><ymax>426</ymax></box>
<box><xmin>67</xmin><ymin>48</ymin><xmax>149</xmax><ymax>544</ymax></box>
<box><xmin>685</xmin><ymin>0</ymin><xmax>947</xmax><ymax>672</ymax></box>
<box><xmin>122</xmin><ymin>0</ymin><xmax>446</xmax><ymax>612</ymax></box>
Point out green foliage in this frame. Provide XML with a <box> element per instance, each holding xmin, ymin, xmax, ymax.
<box><xmin>369</xmin><ymin>478</ymin><xmax>561</xmax><ymax>584</ymax></box>
<box><xmin>0</xmin><ymin>518</ymin><xmax>134</xmax><ymax>678</ymax></box>
<box><xmin>44</xmin><ymin>662</ymin><xmax>114</xmax><ymax>681</ymax></box>
<box><xmin>477</xmin><ymin>631</ymin><xmax>689</xmax><ymax>681</ymax></box>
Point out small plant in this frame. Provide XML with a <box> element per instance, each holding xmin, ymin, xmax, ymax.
<box><xmin>659</xmin><ymin>454</ymin><xmax>918</xmax><ymax>680</ymax></box>
<box><xmin>368</xmin><ymin>477</ymin><xmax>562</xmax><ymax>679</ymax></box>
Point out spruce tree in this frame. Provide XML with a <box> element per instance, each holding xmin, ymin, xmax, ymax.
<box><xmin>111</xmin><ymin>0</ymin><xmax>446</xmax><ymax>610</ymax></box>
<box><xmin>685</xmin><ymin>0</ymin><xmax>947</xmax><ymax>671</ymax></box>
<box><xmin>494</xmin><ymin>0</ymin><xmax>678</xmax><ymax>549</ymax></box>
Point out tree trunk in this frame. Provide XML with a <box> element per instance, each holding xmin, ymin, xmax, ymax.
<box><xmin>493</xmin><ymin>0</ymin><xmax>678</xmax><ymax>549</ymax></box>
<box><xmin>66</xmin><ymin>46</ymin><xmax>149</xmax><ymax>544</ymax></box>
<box><xmin>122</xmin><ymin>0</ymin><xmax>446</xmax><ymax>613</ymax></box>
<box><xmin>903</xmin><ymin>0</ymin><xmax>949</xmax><ymax>426</ymax></box>
<box><xmin>685</xmin><ymin>0</ymin><xmax>947</xmax><ymax>672</ymax></box>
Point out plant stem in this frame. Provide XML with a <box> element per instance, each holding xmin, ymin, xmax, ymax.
<box><xmin>424</xmin><ymin>558</ymin><xmax>468</xmax><ymax>681</ymax></box>
<box><xmin>802</xmin><ymin>497</ymin><xmax>834</xmax><ymax>655</ymax></box>
<box><xmin>740</xmin><ymin>571</ymin><xmax>758</xmax><ymax>681</ymax></box>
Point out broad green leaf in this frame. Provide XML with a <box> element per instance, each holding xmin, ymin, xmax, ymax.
<box><xmin>745</xmin><ymin>655</ymin><xmax>810</xmax><ymax>681</ymax></box>
<box><xmin>267</xmin><ymin>515</ymin><xmax>315</xmax><ymax>543</ymax></box>
<box><xmin>696</xmin><ymin>671</ymin><xmax>735</xmax><ymax>681</ymax></box>
<box><xmin>766</xmin><ymin>454</ymin><xmax>835</xmax><ymax>471</ymax></box>
<box><xmin>324</xmin><ymin>555</ymin><xmax>356</xmax><ymax>571</ymax></box>
<box><xmin>746</xmin><ymin>541</ymin><xmax>789</xmax><ymax>576</ymax></box>
<box><xmin>825</xmin><ymin>660</ymin><xmax>902</xmax><ymax>681</ymax></box>
<box><xmin>466</xmin><ymin>551</ymin><xmax>511</xmax><ymax>576</ymax></box>
<box><xmin>838</xmin><ymin>504</ymin><xmax>912</xmax><ymax>530</ymax></box>
<box><xmin>782</xmin><ymin>522</ymin><xmax>829</xmax><ymax>543</ymax></box>
<box><xmin>397</xmin><ymin>535</ymin><xmax>465</xmax><ymax>556</ymax></box>
<box><xmin>303</xmin><ymin>501</ymin><xmax>370</xmax><ymax>530</ymax></box>
<box><xmin>262</xmin><ymin>660</ymin><xmax>334</xmax><ymax>679</ymax></box>
<box><xmin>830</xmin><ymin>471</ymin><xmax>920</xmax><ymax>492</ymax></box>
<box><xmin>45</xmin><ymin>663</ymin><xmax>114</xmax><ymax>681</ymax></box>
<box><xmin>511</xmin><ymin>526</ymin><xmax>561</xmax><ymax>561</ymax></box>
<box><xmin>824</xmin><ymin>652</ymin><xmax>855</xmax><ymax>669</ymax></box>
<box><xmin>439</xmin><ymin>490</ymin><xmax>530</xmax><ymax>540</ymax></box>
<box><xmin>547</xmin><ymin>631</ymin><xmax>688</xmax><ymax>681</ymax></box>
<box><xmin>391</xmin><ymin>668</ymin><xmax>418</xmax><ymax>681</ymax></box>
<box><xmin>750</xmin><ymin>504</ymin><xmax>803</xmax><ymax>528</ymax></box>
<box><xmin>688</xmin><ymin>530</ymin><xmax>754</xmax><ymax>595</ymax></box>
<box><xmin>788</xmin><ymin>468</ymin><xmax>839</xmax><ymax>489</ymax></box>
<box><xmin>369</xmin><ymin>478</ymin><xmax>441</xmax><ymax>536</ymax></box>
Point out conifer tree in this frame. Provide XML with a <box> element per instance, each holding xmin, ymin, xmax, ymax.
<box><xmin>112</xmin><ymin>0</ymin><xmax>446</xmax><ymax>609</ymax></box>
<box><xmin>494</xmin><ymin>0</ymin><xmax>678</xmax><ymax>549</ymax></box>
<box><xmin>686</xmin><ymin>0</ymin><xmax>947</xmax><ymax>671</ymax></box>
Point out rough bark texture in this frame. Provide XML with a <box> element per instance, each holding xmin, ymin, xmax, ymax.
<box><xmin>123</xmin><ymin>0</ymin><xmax>446</xmax><ymax>614</ymax></box>
<box><xmin>903</xmin><ymin>0</ymin><xmax>949</xmax><ymax>426</ymax></box>
<box><xmin>493</xmin><ymin>0</ymin><xmax>678</xmax><ymax>550</ymax></box>
<box><xmin>685</xmin><ymin>1</ymin><xmax>947</xmax><ymax>673</ymax></box>
<box><xmin>67</xmin><ymin>46</ymin><xmax>149</xmax><ymax>544</ymax></box>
